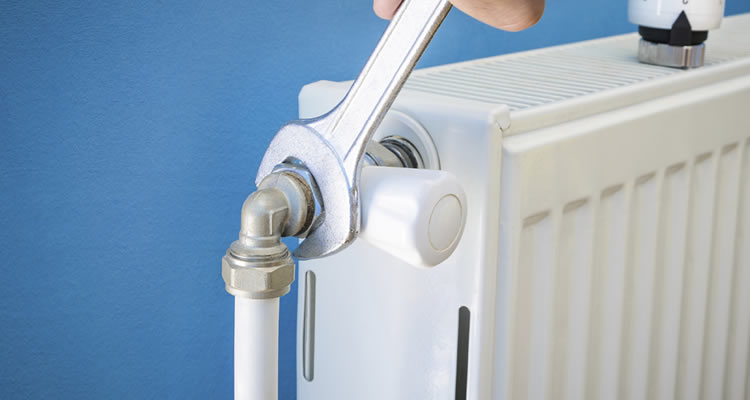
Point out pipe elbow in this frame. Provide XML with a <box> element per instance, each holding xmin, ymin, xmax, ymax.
<box><xmin>222</xmin><ymin>170</ymin><xmax>314</xmax><ymax>299</ymax></box>
<box><xmin>239</xmin><ymin>188</ymin><xmax>290</xmax><ymax>242</ymax></box>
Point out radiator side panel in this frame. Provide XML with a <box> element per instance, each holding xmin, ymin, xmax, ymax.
<box><xmin>296</xmin><ymin>96</ymin><xmax>504</xmax><ymax>400</ymax></box>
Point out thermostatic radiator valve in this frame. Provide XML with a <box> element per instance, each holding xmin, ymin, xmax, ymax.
<box><xmin>629</xmin><ymin>0</ymin><xmax>725</xmax><ymax>68</ymax></box>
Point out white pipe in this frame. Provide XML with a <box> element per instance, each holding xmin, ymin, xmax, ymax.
<box><xmin>235</xmin><ymin>296</ymin><xmax>279</xmax><ymax>400</ymax></box>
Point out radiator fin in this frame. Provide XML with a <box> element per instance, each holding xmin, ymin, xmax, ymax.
<box><xmin>647</xmin><ymin>163</ymin><xmax>689</xmax><ymax>400</ymax></box>
<box><xmin>725</xmin><ymin>140</ymin><xmax>750</xmax><ymax>400</ymax></box>
<box><xmin>702</xmin><ymin>144</ymin><xmax>742</xmax><ymax>400</ymax></box>
<box><xmin>678</xmin><ymin>152</ymin><xmax>719</xmax><ymax>400</ymax></box>
<box><xmin>620</xmin><ymin>173</ymin><xmax>660</xmax><ymax>400</ymax></box>
<box><xmin>549</xmin><ymin>199</ymin><xmax>593</xmax><ymax>400</ymax></box>
<box><xmin>586</xmin><ymin>185</ymin><xmax>628</xmax><ymax>400</ymax></box>
<box><xmin>512</xmin><ymin>212</ymin><xmax>552</xmax><ymax>400</ymax></box>
<box><xmin>509</xmin><ymin>140</ymin><xmax>750</xmax><ymax>400</ymax></box>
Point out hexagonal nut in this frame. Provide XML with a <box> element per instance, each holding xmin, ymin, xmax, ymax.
<box><xmin>222</xmin><ymin>252</ymin><xmax>295</xmax><ymax>299</ymax></box>
<box><xmin>269</xmin><ymin>161</ymin><xmax>324</xmax><ymax>238</ymax></box>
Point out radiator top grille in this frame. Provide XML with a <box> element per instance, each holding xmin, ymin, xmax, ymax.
<box><xmin>405</xmin><ymin>18</ymin><xmax>750</xmax><ymax>112</ymax></box>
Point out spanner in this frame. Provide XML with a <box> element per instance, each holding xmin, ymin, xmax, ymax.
<box><xmin>256</xmin><ymin>0</ymin><xmax>452</xmax><ymax>259</ymax></box>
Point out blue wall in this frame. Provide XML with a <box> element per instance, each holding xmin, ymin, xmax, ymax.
<box><xmin>1</xmin><ymin>1</ymin><xmax>748</xmax><ymax>398</ymax></box>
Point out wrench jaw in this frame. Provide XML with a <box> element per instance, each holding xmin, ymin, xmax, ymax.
<box><xmin>253</xmin><ymin>0</ymin><xmax>452</xmax><ymax>260</ymax></box>
<box><xmin>256</xmin><ymin>122</ymin><xmax>361</xmax><ymax>259</ymax></box>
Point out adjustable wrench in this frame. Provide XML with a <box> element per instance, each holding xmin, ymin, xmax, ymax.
<box><xmin>256</xmin><ymin>0</ymin><xmax>452</xmax><ymax>259</ymax></box>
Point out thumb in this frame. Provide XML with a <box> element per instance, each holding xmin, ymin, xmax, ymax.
<box><xmin>373</xmin><ymin>0</ymin><xmax>403</xmax><ymax>19</ymax></box>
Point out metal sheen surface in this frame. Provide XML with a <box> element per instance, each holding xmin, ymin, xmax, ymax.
<box><xmin>257</xmin><ymin>0</ymin><xmax>452</xmax><ymax>259</ymax></box>
<box><xmin>638</xmin><ymin>39</ymin><xmax>706</xmax><ymax>68</ymax></box>
<box><xmin>303</xmin><ymin>270</ymin><xmax>316</xmax><ymax>382</ymax></box>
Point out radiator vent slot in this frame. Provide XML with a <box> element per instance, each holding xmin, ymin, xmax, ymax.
<box><xmin>455</xmin><ymin>306</ymin><xmax>471</xmax><ymax>400</ymax></box>
<box><xmin>303</xmin><ymin>271</ymin><xmax>317</xmax><ymax>382</ymax></box>
<box><xmin>405</xmin><ymin>36</ymin><xmax>750</xmax><ymax>111</ymax></box>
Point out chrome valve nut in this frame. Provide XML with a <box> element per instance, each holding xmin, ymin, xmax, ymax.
<box><xmin>266</xmin><ymin>161</ymin><xmax>324</xmax><ymax>239</ymax></box>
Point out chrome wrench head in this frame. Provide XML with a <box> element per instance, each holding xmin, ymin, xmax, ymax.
<box><xmin>257</xmin><ymin>121</ymin><xmax>356</xmax><ymax>259</ymax></box>
<box><xmin>257</xmin><ymin>0</ymin><xmax>452</xmax><ymax>259</ymax></box>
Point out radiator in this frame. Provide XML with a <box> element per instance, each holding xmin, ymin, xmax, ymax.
<box><xmin>295</xmin><ymin>13</ymin><xmax>750</xmax><ymax>400</ymax></box>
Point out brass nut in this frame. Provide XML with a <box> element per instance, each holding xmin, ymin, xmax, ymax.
<box><xmin>222</xmin><ymin>250</ymin><xmax>295</xmax><ymax>299</ymax></box>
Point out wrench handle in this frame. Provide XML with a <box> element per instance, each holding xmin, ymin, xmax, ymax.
<box><xmin>314</xmin><ymin>0</ymin><xmax>452</xmax><ymax>175</ymax></box>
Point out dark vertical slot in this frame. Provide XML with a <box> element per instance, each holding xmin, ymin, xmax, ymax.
<box><xmin>303</xmin><ymin>270</ymin><xmax>316</xmax><ymax>382</ymax></box>
<box><xmin>455</xmin><ymin>306</ymin><xmax>471</xmax><ymax>400</ymax></box>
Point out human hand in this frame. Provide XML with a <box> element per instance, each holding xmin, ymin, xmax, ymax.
<box><xmin>373</xmin><ymin>0</ymin><xmax>544</xmax><ymax>31</ymax></box>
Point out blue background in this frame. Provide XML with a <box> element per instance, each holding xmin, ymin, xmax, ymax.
<box><xmin>1</xmin><ymin>0</ymin><xmax>748</xmax><ymax>398</ymax></box>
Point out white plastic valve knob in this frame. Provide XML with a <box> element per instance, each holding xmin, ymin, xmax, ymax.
<box><xmin>629</xmin><ymin>0</ymin><xmax>725</xmax><ymax>31</ymax></box>
<box><xmin>359</xmin><ymin>166</ymin><xmax>467</xmax><ymax>267</ymax></box>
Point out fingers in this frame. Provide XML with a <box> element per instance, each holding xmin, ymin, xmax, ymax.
<box><xmin>372</xmin><ymin>0</ymin><xmax>545</xmax><ymax>32</ymax></box>
<box><xmin>452</xmin><ymin>0</ymin><xmax>545</xmax><ymax>31</ymax></box>
<box><xmin>373</xmin><ymin>0</ymin><xmax>403</xmax><ymax>20</ymax></box>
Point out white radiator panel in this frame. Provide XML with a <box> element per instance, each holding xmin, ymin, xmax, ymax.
<box><xmin>498</xmin><ymin>77</ymin><xmax>750</xmax><ymax>399</ymax></box>
<box><xmin>297</xmin><ymin>13</ymin><xmax>750</xmax><ymax>400</ymax></box>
